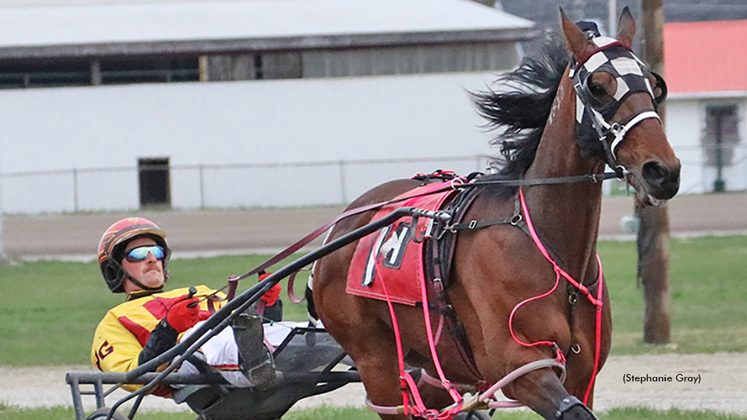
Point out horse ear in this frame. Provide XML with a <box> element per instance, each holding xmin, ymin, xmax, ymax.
<box><xmin>616</xmin><ymin>6</ymin><xmax>636</xmax><ymax>49</ymax></box>
<box><xmin>560</xmin><ymin>8</ymin><xmax>595</xmax><ymax>63</ymax></box>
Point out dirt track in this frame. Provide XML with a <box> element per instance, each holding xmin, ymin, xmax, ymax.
<box><xmin>2</xmin><ymin>352</ymin><xmax>747</xmax><ymax>415</ymax></box>
<box><xmin>4</xmin><ymin>193</ymin><xmax>747</xmax><ymax>260</ymax></box>
<box><xmin>2</xmin><ymin>193</ymin><xmax>746</xmax><ymax>415</ymax></box>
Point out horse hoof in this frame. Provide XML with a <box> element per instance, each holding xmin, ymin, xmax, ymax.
<box><xmin>556</xmin><ymin>396</ymin><xmax>597</xmax><ymax>420</ymax></box>
<box><xmin>557</xmin><ymin>405</ymin><xmax>598</xmax><ymax>419</ymax></box>
<box><xmin>557</xmin><ymin>406</ymin><xmax>597</xmax><ymax>419</ymax></box>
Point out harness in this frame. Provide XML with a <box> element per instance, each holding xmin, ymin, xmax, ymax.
<box><xmin>365</xmin><ymin>33</ymin><xmax>668</xmax><ymax>417</ymax></box>
<box><xmin>428</xmin><ymin>182</ymin><xmax>603</xmax><ymax>382</ymax></box>
<box><xmin>365</xmin><ymin>178</ymin><xmax>605</xmax><ymax>419</ymax></box>
<box><xmin>202</xmin><ymin>31</ymin><xmax>666</xmax><ymax>419</ymax></box>
<box><xmin>570</xmin><ymin>31</ymin><xmax>667</xmax><ymax>174</ymax></box>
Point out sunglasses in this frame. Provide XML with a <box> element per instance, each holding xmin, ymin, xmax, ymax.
<box><xmin>124</xmin><ymin>245</ymin><xmax>166</xmax><ymax>262</ymax></box>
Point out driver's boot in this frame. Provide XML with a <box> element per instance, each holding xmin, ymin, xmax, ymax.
<box><xmin>232</xmin><ymin>313</ymin><xmax>276</xmax><ymax>389</ymax></box>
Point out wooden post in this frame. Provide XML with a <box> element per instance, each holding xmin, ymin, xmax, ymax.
<box><xmin>638</xmin><ymin>0</ymin><xmax>671</xmax><ymax>344</ymax></box>
<box><xmin>608</xmin><ymin>0</ymin><xmax>618</xmax><ymax>36</ymax></box>
<box><xmin>0</xmin><ymin>173</ymin><xmax>7</xmax><ymax>262</ymax></box>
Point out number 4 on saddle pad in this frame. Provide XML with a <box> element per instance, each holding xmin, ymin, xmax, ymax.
<box><xmin>346</xmin><ymin>180</ymin><xmax>460</xmax><ymax>306</ymax></box>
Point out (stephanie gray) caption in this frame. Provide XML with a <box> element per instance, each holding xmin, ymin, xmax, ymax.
<box><xmin>622</xmin><ymin>374</ymin><xmax>701</xmax><ymax>384</ymax></box>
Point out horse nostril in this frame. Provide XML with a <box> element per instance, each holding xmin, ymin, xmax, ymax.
<box><xmin>641</xmin><ymin>161</ymin><xmax>680</xmax><ymax>199</ymax></box>
<box><xmin>642</xmin><ymin>161</ymin><xmax>669</xmax><ymax>186</ymax></box>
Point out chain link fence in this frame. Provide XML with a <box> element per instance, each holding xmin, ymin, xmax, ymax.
<box><xmin>0</xmin><ymin>155</ymin><xmax>492</xmax><ymax>214</ymax></box>
<box><xmin>3</xmin><ymin>146</ymin><xmax>746</xmax><ymax>215</ymax></box>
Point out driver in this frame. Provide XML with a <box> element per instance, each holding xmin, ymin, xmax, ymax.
<box><xmin>90</xmin><ymin>217</ymin><xmax>281</xmax><ymax>394</ymax></box>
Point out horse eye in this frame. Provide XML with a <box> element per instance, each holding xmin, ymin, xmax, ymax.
<box><xmin>588</xmin><ymin>82</ymin><xmax>608</xmax><ymax>99</ymax></box>
<box><xmin>584</xmin><ymin>72</ymin><xmax>616</xmax><ymax>105</ymax></box>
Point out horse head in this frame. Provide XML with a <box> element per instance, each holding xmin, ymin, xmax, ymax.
<box><xmin>561</xmin><ymin>7</ymin><xmax>681</xmax><ymax>206</ymax></box>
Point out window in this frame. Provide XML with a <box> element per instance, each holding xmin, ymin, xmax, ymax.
<box><xmin>0</xmin><ymin>56</ymin><xmax>199</xmax><ymax>89</ymax></box>
<box><xmin>99</xmin><ymin>56</ymin><xmax>199</xmax><ymax>85</ymax></box>
<box><xmin>0</xmin><ymin>42</ymin><xmax>518</xmax><ymax>89</ymax></box>
<box><xmin>0</xmin><ymin>59</ymin><xmax>90</xmax><ymax>89</ymax></box>
<box><xmin>703</xmin><ymin>104</ymin><xmax>740</xmax><ymax>192</ymax></box>
<box><xmin>302</xmin><ymin>43</ymin><xmax>517</xmax><ymax>78</ymax></box>
<box><xmin>200</xmin><ymin>52</ymin><xmax>301</xmax><ymax>81</ymax></box>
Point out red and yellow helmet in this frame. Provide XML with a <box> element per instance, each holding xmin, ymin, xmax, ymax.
<box><xmin>97</xmin><ymin>217</ymin><xmax>171</xmax><ymax>293</ymax></box>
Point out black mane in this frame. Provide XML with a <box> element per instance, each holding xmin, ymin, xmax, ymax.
<box><xmin>472</xmin><ymin>34</ymin><xmax>571</xmax><ymax>180</ymax></box>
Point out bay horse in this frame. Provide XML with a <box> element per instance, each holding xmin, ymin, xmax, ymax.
<box><xmin>311</xmin><ymin>8</ymin><xmax>680</xmax><ymax>420</ymax></box>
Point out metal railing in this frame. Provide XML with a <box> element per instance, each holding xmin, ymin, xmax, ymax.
<box><xmin>1</xmin><ymin>148</ymin><xmax>744</xmax><ymax>215</ymax></box>
<box><xmin>0</xmin><ymin>155</ymin><xmax>490</xmax><ymax>214</ymax></box>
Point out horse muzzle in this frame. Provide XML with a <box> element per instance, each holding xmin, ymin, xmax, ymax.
<box><xmin>626</xmin><ymin>158</ymin><xmax>681</xmax><ymax>207</ymax></box>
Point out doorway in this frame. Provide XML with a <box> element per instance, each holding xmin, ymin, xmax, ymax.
<box><xmin>138</xmin><ymin>157</ymin><xmax>171</xmax><ymax>208</ymax></box>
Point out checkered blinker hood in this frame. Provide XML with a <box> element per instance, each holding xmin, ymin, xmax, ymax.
<box><xmin>570</xmin><ymin>27</ymin><xmax>667</xmax><ymax>171</ymax></box>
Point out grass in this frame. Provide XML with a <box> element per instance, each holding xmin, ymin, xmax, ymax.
<box><xmin>0</xmin><ymin>254</ymin><xmax>312</xmax><ymax>366</ymax></box>
<box><xmin>598</xmin><ymin>236</ymin><xmax>747</xmax><ymax>355</ymax></box>
<box><xmin>0</xmin><ymin>236</ymin><xmax>746</xmax><ymax>366</ymax></box>
<box><xmin>1</xmin><ymin>406</ymin><xmax>747</xmax><ymax>420</ymax></box>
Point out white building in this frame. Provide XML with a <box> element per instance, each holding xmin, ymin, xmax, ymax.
<box><xmin>664</xmin><ymin>19</ymin><xmax>747</xmax><ymax>194</ymax></box>
<box><xmin>0</xmin><ymin>0</ymin><xmax>536</xmax><ymax>214</ymax></box>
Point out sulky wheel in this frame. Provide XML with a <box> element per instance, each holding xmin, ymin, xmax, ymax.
<box><xmin>84</xmin><ymin>407</ymin><xmax>130</xmax><ymax>420</ymax></box>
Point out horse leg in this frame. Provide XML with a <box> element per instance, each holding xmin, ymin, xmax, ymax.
<box><xmin>562</xmin><ymin>284</ymin><xmax>612</xmax><ymax>411</ymax></box>
<box><xmin>503</xmin><ymin>368</ymin><xmax>598</xmax><ymax>420</ymax></box>
<box><xmin>354</xmin><ymin>345</ymin><xmax>462</xmax><ymax>420</ymax></box>
<box><xmin>400</xmin><ymin>350</ymin><xmax>456</xmax><ymax>412</ymax></box>
<box><xmin>342</xmin><ymin>323</ymin><xmax>415</xmax><ymax>420</ymax></box>
<box><xmin>563</xmin><ymin>352</ymin><xmax>598</xmax><ymax>412</ymax></box>
<box><xmin>317</xmin><ymin>302</ymin><xmax>411</xmax><ymax>419</ymax></box>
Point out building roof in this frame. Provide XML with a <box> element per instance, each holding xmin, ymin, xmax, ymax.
<box><xmin>0</xmin><ymin>0</ymin><xmax>535</xmax><ymax>58</ymax></box>
<box><xmin>664</xmin><ymin>19</ymin><xmax>747</xmax><ymax>95</ymax></box>
<box><xmin>501</xmin><ymin>0</ymin><xmax>747</xmax><ymax>33</ymax></box>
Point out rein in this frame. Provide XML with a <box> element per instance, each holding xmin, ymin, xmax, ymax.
<box><xmin>371</xmin><ymin>185</ymin><xmax>606</xmax><ymax>418</ymax></box>
<box><xmin>465</xmin><ymin>171</ymin><xmax>621</xmax><ymax>188</ymax></box>
<box><xmin>204</xmin><ymin>170</ymin><xmax>622</xmax><ymax>306</ymax></box>
<box><xmin>201</xmin><ymin>170</ymin><xmax>613</xmax><ymax>418</ymax></box>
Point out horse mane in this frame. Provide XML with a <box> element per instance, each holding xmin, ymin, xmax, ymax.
<box><xmin>472</xmin><ymin>34</ymin><xmax>571</xmax><ymax>180</ymax></box>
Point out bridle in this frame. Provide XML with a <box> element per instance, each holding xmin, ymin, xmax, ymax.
<box><xmin>570</xmin><ymin>33</ymin><xmax>668</xmax><ymax>176</ymax></box>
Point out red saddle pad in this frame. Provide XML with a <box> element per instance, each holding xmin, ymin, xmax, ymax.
<box><xmin>346</xmin><ymin>182</ymin><xmax>458</xmax><ymax>306</ymax></box>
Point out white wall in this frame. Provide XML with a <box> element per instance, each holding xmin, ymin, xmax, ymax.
<box><xmin>665</xmin><ymin>99</ymin><xmax>705</xmax><ymax>194</ymax></box>
<box><xmin>6</xmin><ymin>75</ymin><xmax>740</xmax><ymax>214</ymax></box>
<box><xmin>0</xmin><ymin>73</ymin><xmax>500</xmax><ymax>213</ymax></box>
<box><xmin>666</xmin><ymin>97</ymin><xmax>747</xmax><ymax>194</ymax></box>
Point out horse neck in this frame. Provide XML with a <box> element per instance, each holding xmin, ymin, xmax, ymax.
<box><xmin>521</xmin><ymin>71</ymin><xmax>604</xmax><ymax>278</ymax></box>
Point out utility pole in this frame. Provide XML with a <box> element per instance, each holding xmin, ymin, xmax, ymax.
<box><xmin>637</xmin><ymin>0</ymin><xmax>671</xmax><ymax>344</ymax></box>
<box><xmin>0</xmin><ymin>176</ymin><xmax>7</xmax><ymax>262</ymax></box>
<box><xmin>608</xmin><ymin>0</ymin><xmax>618</xmax><ymax>35</ymax></box>
<box><xmin>0</xmin><ymin>218</ymin><xmax>6</xmax><ymax>262</ymax></box>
